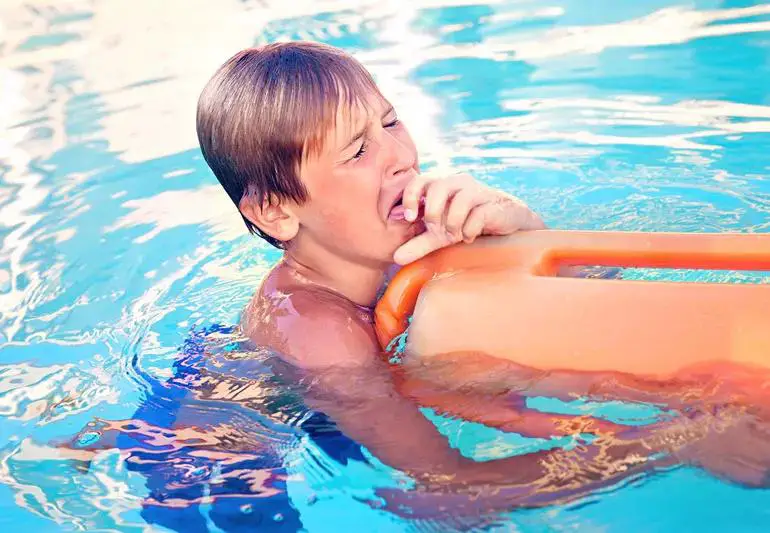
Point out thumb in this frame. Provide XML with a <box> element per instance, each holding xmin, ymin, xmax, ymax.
<box><xmin>393</xmin><ymin>231</ymin><xmax>447</xmax><ymax>265</ymax></box>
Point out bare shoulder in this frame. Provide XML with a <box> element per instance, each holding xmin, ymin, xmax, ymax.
<box><xmin>241</xmin><ymin>274</ymin><xmax>380</xmax><ymax>369</ymax></box>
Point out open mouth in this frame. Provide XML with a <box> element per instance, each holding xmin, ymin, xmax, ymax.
<box><xmin>388</xmin><ymin>194</ymin><xmax>406</xmax><ymax>221</ymax></box>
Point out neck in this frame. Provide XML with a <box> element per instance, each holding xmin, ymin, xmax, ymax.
<box><xmin>282</xmin><ymin>238</ymin><xmax>391</xmax><ymax>309</ymax></box>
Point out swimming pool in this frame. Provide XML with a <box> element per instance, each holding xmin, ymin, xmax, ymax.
<box><xmin>1</xmin><ymin>0</ymin><xmax>770</xmax><ymax>530</ymax></box>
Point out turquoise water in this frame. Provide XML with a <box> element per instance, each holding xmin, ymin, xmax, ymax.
<box><xmin>2</xmin><ymin>0</ymin><xmax>770</xmax><ymax>531</ymax></box>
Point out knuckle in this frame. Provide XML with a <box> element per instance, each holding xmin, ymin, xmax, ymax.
<box><xmin>427</xmin><ymin>178</ymin><xmax>450</xmax><ymax>195</ymax></box>
<box><xmin>454</xmin><ymin>188</ymin><xmax>475</xmax><ymax>204</ymax></box>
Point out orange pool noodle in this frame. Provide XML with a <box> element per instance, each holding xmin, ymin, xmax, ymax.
<box><xmin>375</xmin><ymin>231</ymin><xmax>770</xmax><ymax>376</ymax></box>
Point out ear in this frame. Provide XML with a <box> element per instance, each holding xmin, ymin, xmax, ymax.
<box><xmin>239</xmin><ymin>194</ymin><xmax>299</xmax><ymax>243</ymax></box>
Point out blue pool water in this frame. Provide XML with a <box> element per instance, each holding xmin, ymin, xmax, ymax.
<box><xmin>2</xmin><ymin>0</ymin><xmax>770</xmax><ymax>531</ymax></box>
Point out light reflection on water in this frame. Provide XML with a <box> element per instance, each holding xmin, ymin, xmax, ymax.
<box><xmin>1</xmin><ymin>0</ymin><xmax>770</xmax><ymax>530</ymax></box>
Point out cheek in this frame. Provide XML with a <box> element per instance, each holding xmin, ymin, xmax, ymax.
<box><xmin>318</xmin><ymin>169</ymin><xmax>381</xmax><ymax>221</ymax></box>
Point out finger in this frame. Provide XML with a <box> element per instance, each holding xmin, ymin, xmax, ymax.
<box><xmin>445</xmin><ymin>189</ymin><xmax>485</xmax><ymax>240</ymax></box>
<box><xmin>506</xmin><ymin>196</ymin><xmax>546</xmax><ymax>231</ymax></box>
<box><xmin>393</xmin><ymin>231</ymin><xmax>449</xmax><ymax>266</ymax></box>
<box><xmin>461</xmin><ymin>204</ymin><xmax>487</xmax><ymax>243</ymax></box>
<box><xmin>422</xmin><ymin>179</ymin><xmax>459</xmax><ymax>231</ymax></box>
<box><xmin>401</xmin><ymin>174</ymin><xmax>431</xmax><ymax>222</ymax></box>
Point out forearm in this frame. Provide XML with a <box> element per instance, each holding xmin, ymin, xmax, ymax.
<box><xmin>402</xmin><ymin>379</ymin><xmax>627</xmax><ymax>439</ymax></box>
<box><xmin>378</xmin><ymin>434</ymin><xmax>665</xmax><ymax>521</ymax></box>
<box><xmin>306</xmin><ymin>366</ymin><xmax>550</xmax><ymax>486</ymax></box>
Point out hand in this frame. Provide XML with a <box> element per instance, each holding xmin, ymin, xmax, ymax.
<box><xmin>393</xmin><ymin>172</ymin><xmax>545</xmax><ymax>265</ymax></box>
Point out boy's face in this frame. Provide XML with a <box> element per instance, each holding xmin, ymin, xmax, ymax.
<box><xmin>293</xmin><ymin>90</ymin><xmax>423</xmax><ymax>265</ymax></box>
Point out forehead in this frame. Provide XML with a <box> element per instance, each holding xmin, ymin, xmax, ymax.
<box><xmin>337</xmin><ymin>88</ymin><xmax>390</xmax><ymax>122</ymax></box>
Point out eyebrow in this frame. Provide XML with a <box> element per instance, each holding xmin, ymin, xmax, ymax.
<box><xmin>340</xmin><ymin>105</ymin><xmax>395</xmax><ymax>152</ymax></box>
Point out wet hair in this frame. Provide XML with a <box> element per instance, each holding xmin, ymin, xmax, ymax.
<box><xmin>196</xmin><ymin>41</ymin><xmax>382</xmax><ymax>248</ymax></box>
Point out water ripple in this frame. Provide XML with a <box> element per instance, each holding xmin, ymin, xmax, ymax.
<box><xmin>1</xmin><ymin>0</ymin><xmax>770</xmax><ymax>531</ymax></box>
<box><xmin>0</xmin><ymin>361</ymin><xmax>116</xmax><ymax>423</ymax></box>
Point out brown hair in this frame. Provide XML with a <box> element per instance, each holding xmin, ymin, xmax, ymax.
<box><xmin>196</xmin><ymin>41</ymin><xmax>382</xmax><ymax>248</ymax></box>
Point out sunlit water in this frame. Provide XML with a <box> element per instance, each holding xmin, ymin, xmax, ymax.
<box><xmin>1</xmin><ymin>0</ymin><xmax>770</xmax><ymax>531</ymax></box>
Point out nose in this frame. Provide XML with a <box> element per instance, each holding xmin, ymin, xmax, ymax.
<box><xmin>381</xmin><ymin>128</ymin><xmax>417</xmax><ymax>182</ymax></box>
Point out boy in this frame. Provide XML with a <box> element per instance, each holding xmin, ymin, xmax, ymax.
<box><xmin>194</xmin><ymin>41</ymin><xmax>719</xmax><ymax>513</ymax></box>
<box><xmin>195</xmin><ymin>41</ymin><xmax>547</xmax><ymax>366</ymax></box>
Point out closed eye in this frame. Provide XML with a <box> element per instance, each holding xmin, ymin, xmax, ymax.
<box><xmin>350</xmin><ymin>140</ymin><xmax>368</xmax><ymax>161</ymax></box>
<box><xmin>347</xmin><ymin>113</ymin><xmax>399</xmax><ymax>163</ymax></box>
